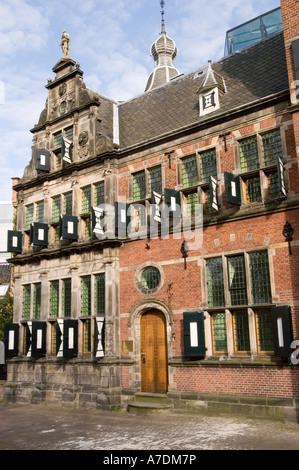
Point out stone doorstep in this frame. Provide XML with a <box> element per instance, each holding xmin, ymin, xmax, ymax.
<box><xmin>127</xmin><ymin>392</ymin><xmax>173</xmax><ymax>415</ymax></box>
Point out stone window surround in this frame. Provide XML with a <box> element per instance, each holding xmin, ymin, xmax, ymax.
<box><xmin>202</xmin><ymin>247</ymin><xmax>277</xmax><ymax>357</ymax></box>
<box><xmin>234</xmin><ymin>126</ymin><xmax>288</xmax><ymax>205</ymax></box>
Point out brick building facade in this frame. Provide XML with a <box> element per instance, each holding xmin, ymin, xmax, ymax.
<box><xmin>3</xmin><ymin>1</ymin><xmax>299</xmax><ymax>420</ymax></box>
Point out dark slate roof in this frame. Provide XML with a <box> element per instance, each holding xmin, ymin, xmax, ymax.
<box><xmin>118</xmin><ymin>32</ymin><xmax>288</xmax><ymax>149</ymax></box>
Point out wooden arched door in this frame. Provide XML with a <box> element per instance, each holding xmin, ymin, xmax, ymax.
<box><xmin>140</xmin><ymin>310</ymin><xmax>168</xmax><ymax>394</ymax></box>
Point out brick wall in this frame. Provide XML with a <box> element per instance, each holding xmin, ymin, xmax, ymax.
<box><xmin>172</xmin><ymin>365</ymin><xmax>299</xmax><ymax>398</ymax></box>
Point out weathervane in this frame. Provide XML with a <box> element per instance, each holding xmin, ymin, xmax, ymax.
<box><xmin>160</xmin><ymin>0</ymin><xmax>166</xmax><ymax>34</ymax></box>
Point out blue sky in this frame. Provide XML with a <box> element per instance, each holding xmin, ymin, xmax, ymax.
<box><xmin>0</xmin><ymin>0</ymin><xmax>280</xmax><ymax>202</ymax></box>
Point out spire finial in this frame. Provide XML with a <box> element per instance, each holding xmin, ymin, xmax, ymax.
<box><xmin>160</xmin><ymin>0</ymin><xmax>166</xmax><ymax>34</ymax></box>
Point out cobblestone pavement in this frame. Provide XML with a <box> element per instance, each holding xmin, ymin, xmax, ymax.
<box><xmin>0</xmin><ymin>403</ymin><xmax>299</xmax><ymax>451</ymax></box>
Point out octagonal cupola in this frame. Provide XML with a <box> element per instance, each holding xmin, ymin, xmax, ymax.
<box><xmin>145</xmin><ymin>1</ymin><xmax>180</xmax><ymax>92</ymax></box>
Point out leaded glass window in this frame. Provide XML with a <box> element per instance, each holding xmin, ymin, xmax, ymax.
<box><xmin>36</xmin><ymin>201</ymin><xmax>44</xmax><ymax>223</ymax></box>
<box><xmin>64</xmin><ymin>126</ymin><xmax>73</xmax><ymax>141</ymax></box>
<box><xmin>205</xmin><ymin>189</ymin><xmax>213</xmax><ymax>213</ymax></box>
<box><xmin>83</xmin><ymin>319</ymin><xmax>91</xmax><ymax>353</ymax></box>
<box><xmin>22</xmin><ymin>284</ymin><xmax>31</xmax><ymax>320</ymax></box>
<box><xmin>133</xmin><ymin>171</ymin><xmax>146</xmax><ymax>201</ymax></box>
<box><xmin>53</xmin><ymin>131</ymin><xmax>63</xmax><ymax>149</ymax></box>
<box><xmin>206</xmin><ymin>257</ymin><xmax>225</xmax><ymax>307</ymax></box>
<box><xmin>246</xmin><ymin>176</ymin><xmax>261</xmax><ymax>203</ymax></box>
<box><xmin>94</xmin><ymin>181</ymin><xmax>105</xmax><ymax>206</ymax></box>
<box><xmin>186</xmin><ymin>192</ymin><xmax>199</xmax><ymax>216</ymax></box>
<box><xmin>240</xmin><ymin>136</ymin><xmax>259</xmax><ymax>172</ymax></box>
<box><xmin>262</xmin><ymin>129</ymin><xmax>283</xmax><ymax>167</ymax></box>
<box><xmin>64</xmin><ymin>192</ymin><xmax>72</xmax><ymax>216</ymax></box>
<box><xmin>81</xmin><ymin>276</ymin><xmax>91</xmax><ymax>316</ymax></box>
<box><xmin>200</xmin><ymin>149</ymin><xmax>217</xmax><ymax>183</ymax></box>
<box><xmin>95</xmin><ymin>273</ymin><xmax>105</xmax><ymax>316</ymax></box>
<box><xmin>249</xmin><ymin>251</ymin><xmax>272</xmax><ymax>303</ymax></box>
<box><xmin>182</xmin><ymin>155</ymin><xmax>198</xmax><ymax>188</ymax></box>
<box><xmin>141</xmin><ymin>267</ymin><xmax>161</xmax><ymax>290</ymax></box>
<box><xmin>228</xmin><ymin>255</ymin><xmax>247</xmax><ymax>305</ymax></box>
<box><xmin>149</xmin><ymin>166</ymin><xmax>162</xmax><ymax>195</ymax></box>
<box><xmin>233</xmin><ymin>312</ymin><xmax>250</xmax><ymax>352</ymax></box>
<box><xmin>256</xmin><ymin>309</ymin><xmax>274</xmax><ymax>352</ymax></box>
<box><xmin>50</xmin><ymin>280</ymin><xmax>59</xmax><ymax>318</ymax></box>
<box><xmin>212</xmin><ymin>312</ymin><xmax>227</xmax><ymax>352</ymax></box>
<box><xmin>52</xmin><ymin>196</ymin><xmax>61</xmax><ymax>222</ymax></box>
<box><xmin>33</xmin><ymin>283</ymin><xmax>41</xmax><ymax>320</ymax></box>
<box><xmin>26</xmin><ymin>204</ymin><xmax>34</xmax><ymax>230</ymax></box>
<box><xmin>82</xmin><ymin>186</ymin><xmax>91</xmax><ymax>213</ymax></box>
<box><xmin>268</xmin><ymin>172</ymin><xmax>281</xmax><ymax>198</ymax></box>
<box><xmin>84</xmin><ymin>218</ymin><xmax>91</xmax><ymax>238</ymax></box>
<box><xmin>62</xmin><ymin>278</ymin><xmax>71</xmax><ymax>317</ymax></box>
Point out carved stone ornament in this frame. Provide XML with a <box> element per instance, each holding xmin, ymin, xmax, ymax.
<box><xmin>79</xmin><ymin>131</ymin><xmax>89</xmax><ymax>147</ymax></box>
<box><xmin>59</xmin><ymin>83</ymin><xmax>67</xmax><ymax>96</ymax></box>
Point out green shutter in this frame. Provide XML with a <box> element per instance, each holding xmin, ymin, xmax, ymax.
<box><xmin>115</xmin><ymin>202</ymin><xmax>130</xmax><ymax>239</ymax></box>
<box><xmin>94</xmin><ymin>317</ymin><xmax>105</xmax><ymax>358</ymax></box>
<box><xmin>31</xmin><ymin>321</ymin><xmax>46</xmax><ymax>357</ymax></box>
<box><xmin>164</xmin><ymin>188</ymin><xmax>181</xmax><ymax>218</ymax></box>
<box><xmin>59</xmin><ymin>215</ymin><xmax>78</xmax><ymax>240</ymax></box>
<box><xmin>224</xmin><ymin>172</ymin><xmax>241</xmax><ymax>205</ymax></box>
<box><xmin>7</xmin><ymin>230</ymin><xmax>22</xmax><ymax>253</ymax></box>
<box><xmin>277</xmin><ymin>156</ymin><xmax>287</xmax><ymax>196</ymax></box>
<box><xmin>271</xmin><ymin>306</ymin><xmax>293</xmax><ymax>358</ymax></box>
<box><xmin>183</xmin><ymin>311</ymin><xmax>206</xmax><ymax>357</ymax></box>
<box><xmin>31</xmin><ymin>223</ymin><xmax>48</xmax><ymax>246</ymax></box>
<box><xmin>209</xmin><ymin>176</ymin><xmax>219</xmax><ymax>211</ymax></box>
<box><xmin>3</xmin><ymin>323</ymin><xmax>19</xmax><ymax>358</ymax></box>
<box><xmin>92</xmin><ymin>206</ymin><xmax>105</xmax><ymax>238</ymax></box>
<box><xmin>63</xmin><ymin>319</ymin><xmax>78</xmax><ymax>358</ymax></box>
<box><xmin>35</xmin><ymin>149</ymin><xmax>50</xmax><ymax>172</ymax></box>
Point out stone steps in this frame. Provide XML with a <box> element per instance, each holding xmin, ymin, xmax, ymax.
<box><xmin>127</xmin><ymin>392</ymin><xmax>173</xmax><ymax>415</ymax></box>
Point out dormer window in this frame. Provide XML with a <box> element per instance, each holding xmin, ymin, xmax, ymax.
<box><xmin>200</xmin><ymin>87</ymin><xmax>220</xmax><ymax>116</ymax></box>
<box><xmin>197</xmin><ymin>61</ymin><xmax>226</xmax><ymax>117</ymax></box>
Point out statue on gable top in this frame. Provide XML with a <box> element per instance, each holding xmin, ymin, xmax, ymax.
<box><xmin>60</xmin><ymin>29</ymin><xmax>70</xmax><ymax>58</ymax></box>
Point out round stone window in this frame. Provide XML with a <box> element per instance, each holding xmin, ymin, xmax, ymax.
<box><xmin>136</xmin><ymin>265</ymin><xmax>163</xmax><ymax>295</ymax></box>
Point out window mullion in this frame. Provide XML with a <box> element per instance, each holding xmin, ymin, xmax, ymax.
<box><xmin>222</xmin><ymin>255</ymin><xmax>230</xmax><ymax>307</ymax></box>
<box><xmin>225</xmin><ymin>309</ymin><xmax>234</xmax><ymax>356</ymax></box>
<box><xmin>248</xmin><ymin>308</ymin><xmax>258</xmax><ymax>355</ymax></box>
<box><xmin>244</xmin><ymin>251</ymin><xmax>252</xmax><ymax>305</ymax></box>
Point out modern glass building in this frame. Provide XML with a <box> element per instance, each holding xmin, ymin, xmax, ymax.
<box><xmin>224</xmin><ymin>7</ymin><xmax>283</xmax><ymax>56</ymax></box>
